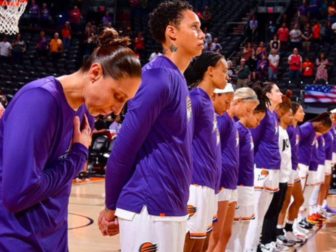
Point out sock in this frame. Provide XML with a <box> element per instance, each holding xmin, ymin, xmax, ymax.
<box><xmin>275</xmin><ymin>226</ymin><xmax>285</xmax><ymax>236</ymax></box>
<box><xmin>285</xmin><ymin>221</ymin><xmax>293</xmax><ymax>232</ymax></box>
<box><xmin>322</xmin><ymin>199</ymin><xmax>327</xmax><ymax>208</ymax></box>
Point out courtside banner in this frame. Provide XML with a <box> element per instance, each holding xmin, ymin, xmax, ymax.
<box><xmin>304</xmin><ymin>84</ymin><xmax>336</xmax><ymax>103</ymax></box>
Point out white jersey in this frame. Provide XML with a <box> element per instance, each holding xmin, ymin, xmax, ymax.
<box><xmin>279</xmin><ymin>126</ymin><xmax>292</xmax><ymax>183</ymax></box>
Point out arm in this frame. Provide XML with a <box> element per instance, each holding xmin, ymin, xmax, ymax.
<box><xmin>250</xmin><ymin>112</ymin><xmax>267</xmax><ymax>153</ymax></box>
<box><xmin>105</xmin><ymin>69</ymin><xmax>170</xmax><ymax>210</ymax></box>
<box><xmin>2</xmin><ymin>90</ymin><xmax>89</xmax><ymax>213</ymax></box>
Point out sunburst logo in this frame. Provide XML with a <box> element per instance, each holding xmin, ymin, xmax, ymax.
<box><xmin>139</xmin><ymin>242</ymin><xmax>157</xmax><ymax>252</ymax></box>
<box><xmin>187</xmin><ymin>205</ymin><xmax>197</xmax><ymax>218</ymax></box>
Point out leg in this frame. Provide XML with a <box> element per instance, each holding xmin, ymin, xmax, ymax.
<box><xmin>278</xmin><ymin>185</ymin><xmax>293</xmax><ymax>226</ymax></box>
<box><xmin>260</xmin><ymin>183</ymin><xmax>288</xmax><ymax>244</ymax></box>
<box><xmin>207</xmin><ymin>201</ymin><xmax>229</xmax><ymax>252</ymax></box>
<box><xmin>287</xmin><ymin>180</ymin><xmax>304</xmax><ymax>223</ymax></box>
<box><xmin>213</xmin><ymin>201</ymin><xmax>236</xmax><ymax>252</ymax></box>
<box><xmin>245</xmin><ymin>190</ymin><xmax>274</xmax><ymax>251</ymax></box>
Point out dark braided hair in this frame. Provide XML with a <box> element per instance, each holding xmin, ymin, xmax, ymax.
<box><xmin>149</xmin><ymin>1</ymin><xmax>193</xmax><ymax>43</ymax></box>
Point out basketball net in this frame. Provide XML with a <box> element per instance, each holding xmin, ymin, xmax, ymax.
<box><xmin>0</xmin><ymin>0</ymin><xmax>28</xmax><ymax>35</ymax></box>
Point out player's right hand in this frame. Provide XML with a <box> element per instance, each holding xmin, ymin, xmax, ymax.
<box><xmin>72</xmin><ymin>115</ymin><xmax>92</xmax><ymax>149</ymax></box>
<box><xmin>98</xmin><ymin>208</ymin><xmax>119</xmax><ymax>236</ymax></box>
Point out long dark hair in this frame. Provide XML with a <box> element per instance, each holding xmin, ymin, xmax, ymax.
<box><xmin>252</xmin><ymin>82</ymin><xmax>270</xmax><ymax>113</ymax></box>
<box><xmin>184</xmin><ymin>51</ymin><xmax>224</xmax><ymax>89</ymax></box>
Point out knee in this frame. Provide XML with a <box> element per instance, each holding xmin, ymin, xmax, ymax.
<box><xmin>295</xmin><ymin>194</ymin><xmax>304</xmax><ymax>207</ymax></box>
<box><xmin>211</xmin><ymin>229</ymin><xmax>220</xmax><ymax>242</ymax></box>
<box><xmin>223</xmin><ymin>227</ymin><xmax>232</xmax><ymax>239</ymax></box>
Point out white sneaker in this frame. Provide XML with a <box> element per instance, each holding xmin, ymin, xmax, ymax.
<box><xmin>259</xmin><ymin>242</ymin><xmax>276</xmax><ymax>252</ymax></box>
<box><xmin>285</xmin><ymin>231</ymin><xmax>305</xmax><ymax>245</ymax></box>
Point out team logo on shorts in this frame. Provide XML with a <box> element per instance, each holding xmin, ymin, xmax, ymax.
<box><xmin>261</xmin><ymin>169</ymin><xmax>269</xmax><ymax>176</ymax></box>
<box><xmin>257</xmin><ymin>169</ymin><xmax>269</xmax><ymax>181</ymax></box>
<box><xmin>187</xmin><ymin>205</ymin><xmax>197</xmax><ymax>218</ymax></box>
<box><xmin>139</xmin><ymin>242</ymin><xmax>157</xmax><ymax>252</ymax></box>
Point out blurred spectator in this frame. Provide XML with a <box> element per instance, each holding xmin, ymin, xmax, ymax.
<box><xmin>208</xmin><ymin>37</ymin><xmax>222</xmax><ymax>53</ymax></box>
<box><xmin>269</xmin><ymin>34</ymin><xmax>281</xmax><ymax>53</ymax></box>
<box><xmin>328</xmin><ymin>1</ymin><xmax>336</xmax><ymax>23</ymax></box>
<box><xmin>0</xmin><ymin>37</ymin><xmax>12</xmax><ymax>63</ymax></box>
<box><xmin>69</xmin><ymin>5</ymin><xmax>82</xmax><ymax>33</ymax></box>
<box><xmin>28</xmin><ymin>0</ymin><xmax>40</xmax><ymax>27</ymax></box>
<box><xmin>301</xmin><ymin>24</ymin><xmax>312</xmax><ymax>51</ymax></box>
<box><xmin>289</xmin><ymin>23</ymin><xmax>302</xmax><ymax>50</ymax></box>
<box><xmin>227</xmin><ymin>60</ymin><xmax>237</xmax><ymax>81</ymax></box>
<box><xmin>246</xmin><ymin>51</ymin><xmax>257</xmax><ymax>81</ymax></box>
<box><xmin>315</xmin><ymin>52</ymin><xmax>330</xmax><ymax>83</ymax></box>
<box><xmin>102</xmin><ymin>12</ymin><xmax>113</xmax><ymax>27</ymax></box>
<box><xmin>268</xmin><ymin>49</ymin><xmax>279</xmax><ymax>81</ymax></box>
<box><xmin>266</xmin><ymin>20</ymin><xmax>276</xmax><ymax>41</ymax></box>
<box><xmin>302</xmin><ymin>57</ymin><xmax>315</xmax><ymax>83</ymax></box>
<box><xmin>85</xmin><ymin>22</ymin><xmax>95</xmax><ymax>38</ymax></box>
<box><xmin>202</xmin><ymin>5</ymin><xmax>212</xmax><ymax>28</ymax></box>
<box><xmin>204</xmin><ymin>27</ymin><xmax>212</xmax><ymax>49</ymax></box>
<box><xmin>40</xmin><ymin>3</ymin><xmax>52</xmax><ymax>28</ymax></box>
<box><xmin>149</xmin><ymin>50</ymin><xmax>162</xmax><ymax>61</ymax></box>
<box><xmin>312</xmin><ymin>21</ymin><xmax>321</xmax><ymax>45</ymax></box>
<box><xmin>12</xmin><ymin>34</ymin><xmax>26</xmax><ymax>63</ymax></box>
<box><xmin>0</xmin><ymin>91</ymin><xmax>7</xmax><ymax>119</ymax></box>
<box><xmin>242</xmin><ymin>42</ymin><xmax>254</xmax><ymax>61</ymax></box>
<box><xmin>277</xmin><ymin>23</ymin><xmax>289</xmax><ymax>50</ymax></box>
<box><xmin>288</xmin><ymin>48</ymin><xmax>302</xmax><ymax>85</ymax></box>
<box><xmin>248</xmin><ymin>15</ymin><xmax>258</xmax><ymax>42</ymax></box>
<box><xmin>61</xmin><ymin>21</ymin><xmax>72</xmax><ymax>50</ymax></box>
<box><xmin>237</xmin><ymin>58</ymin><xmax>250</xmax><ymax>87</ymax></box>
<box><xmin>49</xmin><ymin>32</ymin><xmax>63</xmax><ymax>62</ymax></box>
<box><xmin>298</xmin><ymin>0</ymin><xmax>309</xmax><ymax>24</ymax></box>
<box><xmin>134</xmin><ymin>32</ymin><xmax>145</xmax><ymax>59</ymax></box>
<box><xmin>257</xmin><ymin>53</ymin><xmax>269</xmax><ymax>81</ymax></box>
<box><xmin>36</xmin><ymin>30</ymin><xmax>49</xmax><ymax>59</ymax></box>
<box><xmin>83</xmin><ymin>31</ymin><xmax>97</xmax><ymax>58</ymax></box>
<box><xmin>256</xmin><ymin>41</ymin><xmax>266</xmax><ymax>59</ymax></box>
<box><xmin>109</xmin><ymin>115</ymin><xmax>123</xmax><ymax>134</ymax></box>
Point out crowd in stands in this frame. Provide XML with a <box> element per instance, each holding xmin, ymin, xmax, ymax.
<box><xmin>233</xmin><ymin>0</ymin><xmax>336</xmax><ymax>89</ymax></box>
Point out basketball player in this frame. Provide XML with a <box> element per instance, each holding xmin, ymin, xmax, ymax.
<box><xmin>99</xmin><ymin>2</ymin><xmax>205</xmax><ymax>252</ymax></box>
<box><xmin>207</xmin><ymin>83</ymin><xmax>237</xmax><ymax>252</ymax></box>
<box><xmin>296</xmin><ymin>113</ymin><xmax>332</xmax><ymax>232</ymax></box>
<box><xmin>277</xmin><ymin>102</ymin><xmax>305</xmax><ymax>244</ymax></box>
<box><xmin>183</xmin><ymin>51</ymin><xmax>228</xmax><ymax>252</ymax></box>
<box><xmin>0</xmin><ymin>28</ymin><xmax>141</xmax><ymax>251</ymax></box>
<box><xmin>227</xmin><ymin>87</ymin><xmax>266</xmax><ymax>252</ymax></box>
<box><xmin>259</xmin><ymin>95</ymin><xmax>296</xmax><ymax>250</ymax></box>
<box><xmin>245</xmin><ymin>82</ymin><xmax>283</xmax><ymax>251</ymax></box>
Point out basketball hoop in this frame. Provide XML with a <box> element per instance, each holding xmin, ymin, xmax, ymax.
<box><xmin>0</xmin><ymin>0</ymin><xmax>28</xmax><ymax>35</ymax></box>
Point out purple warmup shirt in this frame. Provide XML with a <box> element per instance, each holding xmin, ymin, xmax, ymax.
<box><xmin>324</xmin><ymin>131</ymin><xmax>333</xmax><ymax>161</ymax></box>
<box><xmin>309</xmin><ymin>136</ymin><xmax>325</xmax><ymax>171</ymax></box>
<box><xmin>251</xmin><ymin>109</ymin><xmax>281</xmax><ymax>169</ymax></box>
<box><xmin>190</xmin><ymin>88</ymin><xmax>221</xmax><ymax>192</ymax></box>
<box><xmin>105</xmin><ymin>56</ymin><xmax>193</xmax><ymax>216</ymax></box>
<box><xmin>287</xmin><ymin>125</ymin><xmax>300</xmax><ymax>170</ymax></box>
<box><xmin>217</xmin><ymin>113</ymin><xmax>239</xmax><ymax>190</ymax></box>
<box><xmin>298</xmin><ymin>122</ymin><xmax>316</xmax><ymax>166</ymax></box>
<box><xmin>236</xmin><ymin>121</ymin><xmax>254</xmax><ymax>187</ymax></box>
<box><xmin>0</xmin><ymin>77</ymin><xmax>90</xmax><ymax>251</ymax></box>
